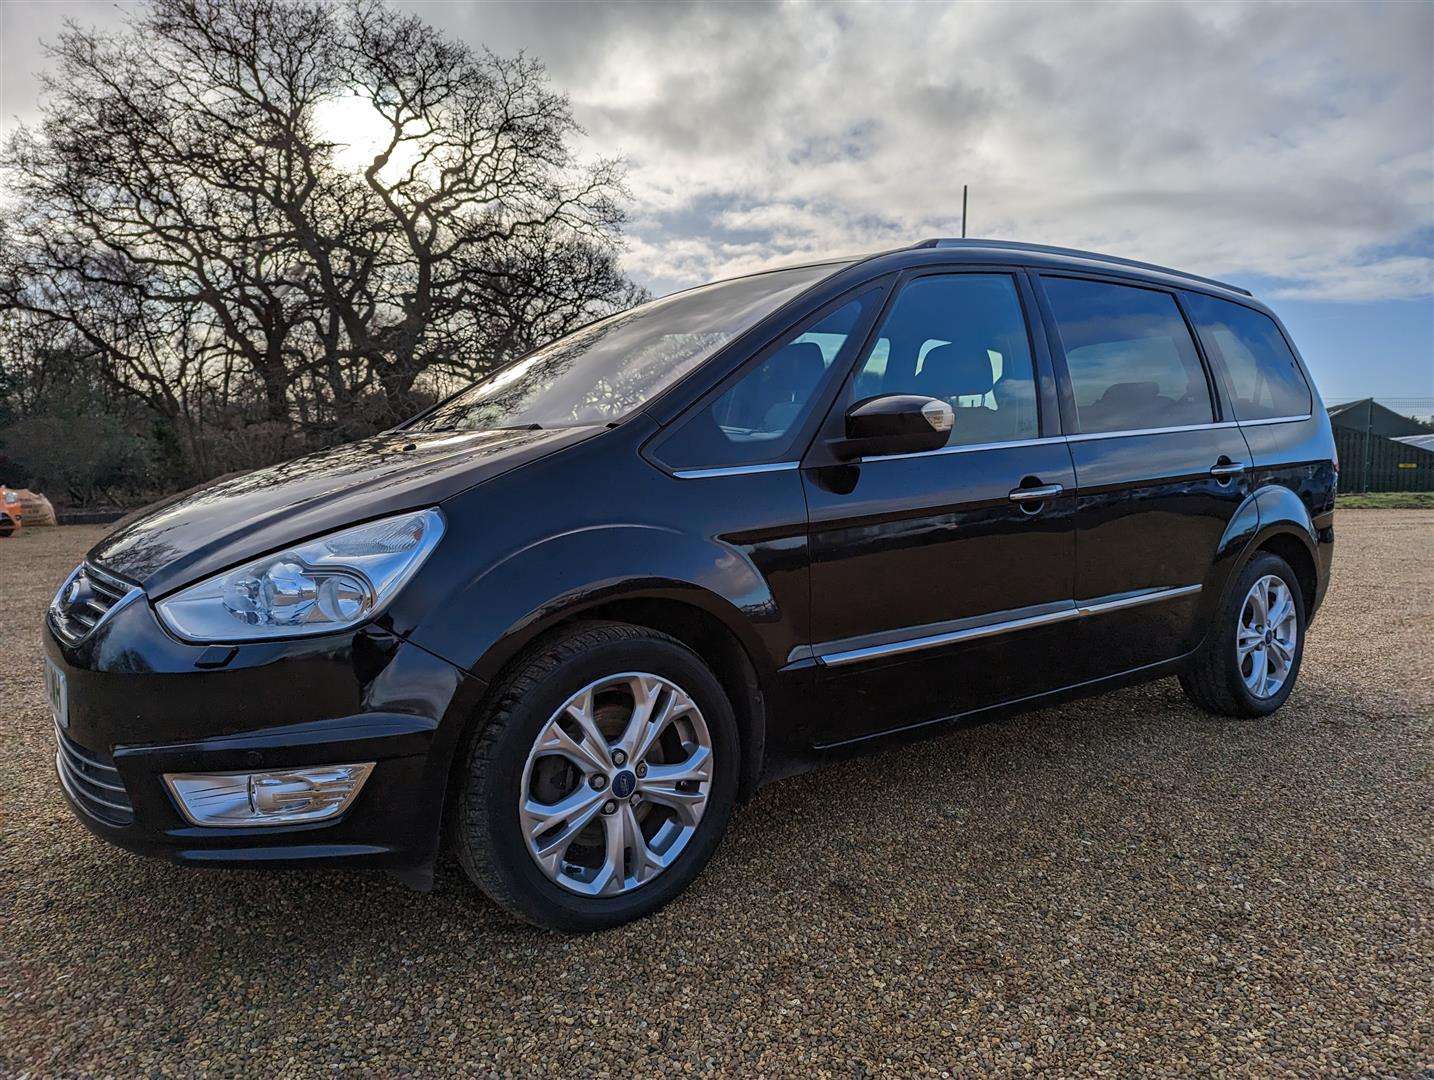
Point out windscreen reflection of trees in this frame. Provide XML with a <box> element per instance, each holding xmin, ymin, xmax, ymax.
<box><xmin>413</xmin><ymin>267</ymin><xmax>837</xmax><ymax>432</ymax></box>
<box><xmin>415</xmin><ymin>319</ymin><xmax>724</xmax><ymax>431</ymax></box>
<box><xmin>0</xmin><ymin>0</ymin><xmax>644</xmax><ymax>504</ymax></box>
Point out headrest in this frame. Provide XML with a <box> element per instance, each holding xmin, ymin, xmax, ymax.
<box><xmin>1097</xmin><ymin>381</ymin><xmax>1160</xmax><ymax>406</ymax></box>
<box><xmin>770</xmin><ymin>341</ymin><xmax>825</xmax><ymax>377</ymax></box>
<box><xmin>764</xmin><ymin>341</ymin><xmax>826</xmax><ymax>396</ymax></box>
<box><xmin>918</xmin><ymin>344</ymin><xmax>993</xmax><ymax>397</ymax></box>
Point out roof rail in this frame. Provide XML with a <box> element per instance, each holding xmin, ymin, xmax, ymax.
<box><xmin>914</xmin><ymin>238</ymin><xmax>1253</xmax><ymax>297</ymax></box>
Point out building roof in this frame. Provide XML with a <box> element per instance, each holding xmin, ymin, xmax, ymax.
<box><xmin>1394</xmin><ymin>433</ymin><xmax>1434</xmax><ymax>452</ymax></box>
<box><xmin>1328</xmin><ymin>399</ymin><xmax>1432</xmax><ymax>438</ymax></box>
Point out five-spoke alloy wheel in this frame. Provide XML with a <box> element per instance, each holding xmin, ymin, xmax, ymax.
<box><xmin>453</xmin><ymin>622</ymin><xmax>738</xmax><ymax>931</ymax></box>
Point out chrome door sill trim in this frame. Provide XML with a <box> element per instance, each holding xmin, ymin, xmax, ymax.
<box><xmin>671</xmin><ymin>461</ymin><xmax>801</xmax><ymax>479</ymax></box>
<box><xmin>818</xmin><ymin>585</ymin><xmax>1202</xmax><ymax>667</ymax></box>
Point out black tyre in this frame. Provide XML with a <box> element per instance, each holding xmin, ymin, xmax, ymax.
<box><xmin>453</xmin><ymin>621</ymin><xmax>739</xmax><ymax>931</ymax></box>
<box><xmin>1180</xmin><ymin>552</ymin><xmax>1305</xmax><ymax>718</ymax></box>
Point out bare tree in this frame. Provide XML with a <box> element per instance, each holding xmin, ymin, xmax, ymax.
<box><xmin>1</xmin><ymin>0</ymin><xmax>640</xmax><ymax>480</ymax></box>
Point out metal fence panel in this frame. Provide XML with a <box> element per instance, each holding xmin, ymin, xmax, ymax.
<box><xmin>1334</xmin><ymin>428</ymin><xmax>1434</xmax><ymax>492</ymax></box>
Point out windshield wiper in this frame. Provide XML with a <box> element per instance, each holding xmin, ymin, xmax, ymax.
<box><xmin>417</xmin><ymin>422</ymin><xmax>544</xmax><ymax>434</ymax></box>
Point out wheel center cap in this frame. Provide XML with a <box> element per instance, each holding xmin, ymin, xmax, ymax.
<box><xmin>611</xmin><ymin>770</ymin><xmax>636</xmax><ymax>799</ymax></box>
<box><xmin>1263</xmin><ymin>628</ymin><xmax>1275</xmax><ymax>645</ymax></box>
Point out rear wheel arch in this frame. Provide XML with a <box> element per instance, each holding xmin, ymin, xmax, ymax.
<box><xmin>1196</xmin><ymin>482</ymin><xmax>1319</xmax><ymax>656</ymax></box>
<box><xmin>1253</xmin><ymin>530</ymin><xmax>1318</xmax><ymax>616</ymax></box>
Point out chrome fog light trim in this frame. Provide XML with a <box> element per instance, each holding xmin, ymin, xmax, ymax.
<box><xmin>163</xmin><ymin>763</ymin><xmax>375</xmax><ymax>827</ymax></box>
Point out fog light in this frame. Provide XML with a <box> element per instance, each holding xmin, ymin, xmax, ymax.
<box><xmin>163</xmin><ymin>763</ymin><xmax>374</xmax><ymax>827</ymax></box>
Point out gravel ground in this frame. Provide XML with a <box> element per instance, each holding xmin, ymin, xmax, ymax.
<box><xmin>3</xmin><ymin>512</ymin><xmax>1430</xmax><ymax>1077</ymax></box>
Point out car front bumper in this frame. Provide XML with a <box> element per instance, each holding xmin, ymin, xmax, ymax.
<box><xmin>43</xmin><ymin>582</ymin><xmax>484</xmax><ymax>885</ymax></box>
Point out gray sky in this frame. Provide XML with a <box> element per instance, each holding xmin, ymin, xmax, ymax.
<box><xmin>2</xmin><ymin>0</ymin><xmax>1431</xmax><ymax>398</ymax></box>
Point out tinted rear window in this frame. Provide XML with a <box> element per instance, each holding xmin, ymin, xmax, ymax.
<box><xmin>1183</xmin><ymin>293</ymin><xmax>1312</xmax><ymax>420</ymax></box>
<box><xmin>1043</xmin><ymin>277</ymin><xmax>1214</xmax><ymax>435</ymax></box>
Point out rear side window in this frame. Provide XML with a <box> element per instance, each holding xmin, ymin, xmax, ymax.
<box><xmin>1183</xmin><ymin>293</ymin><xmax>1312</xmax><ymax>420</ymax></box>
<box><xmin>850</xmin><ymin>274</ymin><xmax>1040</xmax><ymax>448</ymax></box>
<box><xmin>654</xmin><ymin>292</ymin><xmax>877</xmax><ymax>470</ymax></box>
<box><xmin>1043</xmin><ymin>277</ymin><xmax>1214</xmax><ymax>435</ymax></box>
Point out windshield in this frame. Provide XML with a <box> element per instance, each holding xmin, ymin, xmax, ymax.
<box><xmin>410</xmin><ymin>263</ymin><xmax>846</xmax><ymax>433</ymax></box>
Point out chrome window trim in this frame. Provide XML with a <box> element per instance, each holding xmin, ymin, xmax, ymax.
<box><xmin>817</xmin><ymin>584</ymin><xmax>1202</xmax><ymax>667</ymax></box>
<box><xmin>1237</xmin><ymin>413</ymin><xmax>1313</xmax><ymax>427</ymax></box>
<box><xmin>671</xmin><ymin>414</ymin><xmax>1312</xmax><ymax>474</ymax></box>
<box><xmin>671</xmin><ymin>461</ymin><xmax>801</xmax><ymax>480</ymax></box>
<box><xmin>871</xmin><ymin>435</ymin><xmax>1065</xmax><ymax>463</ymax></box>
<box><xmin>1065</xmin><ymin>420</ymin><xmax>1239</xmax><ymax>443</ymax></box>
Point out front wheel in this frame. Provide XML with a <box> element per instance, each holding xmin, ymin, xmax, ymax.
<box><xmin>1180</xmin><ymin>552</ymin><xmax>1305</xmax><ymax>717</ymax></box>
<box><xmin>453</xmin><ymin>622</ymin><xmax>739</xmax><ymax>931</ymax></box>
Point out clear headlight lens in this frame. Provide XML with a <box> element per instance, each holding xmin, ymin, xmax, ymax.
<box><xmin>155</xmin><ymin>508</ymin><xmax>444</xmax><ymax>642</ymax></box>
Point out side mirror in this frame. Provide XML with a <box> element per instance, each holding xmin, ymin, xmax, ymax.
<box><xmin>828</xmin><ymin>394</ymin><xmax>953</xmax><ymax>460</ymax></box>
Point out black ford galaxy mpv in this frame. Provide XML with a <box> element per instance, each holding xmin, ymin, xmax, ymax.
<box><xmin>45</xmin><ymin>239</ymin><xmax>1336</xmax><ymax>930</ymax></box>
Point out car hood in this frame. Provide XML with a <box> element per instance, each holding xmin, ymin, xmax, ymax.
<box><xmin>89</xmin><ymin>425</ymin><xmax>602</xmax><ymax>595</ymax></box>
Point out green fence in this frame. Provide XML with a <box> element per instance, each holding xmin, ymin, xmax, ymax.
<box><xmin>1333</xmin><ymin>428</ymin><xmax>1434</xmax><ymax>492</ymax></box>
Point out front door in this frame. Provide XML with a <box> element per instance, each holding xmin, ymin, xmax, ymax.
<box><xmin>1036</xmin><ymin>273</ymin><xmax>1254</xmax><ymax>678</ymax></box>
<box><xmin>802</xmin><ymin>270</ymin><xmax>1079</xmax><ymax>746</ymax></box>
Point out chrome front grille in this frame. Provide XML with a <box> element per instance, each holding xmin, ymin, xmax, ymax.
<box><xmin>49</xmin><ymin>563</ymin><xmax>138</xmax><ymax>644</ymax></box>
<box><xmin>55</xmin><ymin>726</ymin><xmax>134</xmax><ymax>825</ymax></box>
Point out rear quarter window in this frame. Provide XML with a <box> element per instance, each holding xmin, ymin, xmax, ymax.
<box><xmin>1183</xmin><ymin>293</ymin><xmax>1312</xmax><ymax>420</ymax></box>
<box><xmin>1042</xmin><ymin>277</ymin><xmax>1214</xmax><ymax>434</ymax></box>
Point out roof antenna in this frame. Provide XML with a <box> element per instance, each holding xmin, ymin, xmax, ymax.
<box><xmin>961</xmin><ymin>185</ymin><xmax>968</xmax><ymax>238</ymax></box>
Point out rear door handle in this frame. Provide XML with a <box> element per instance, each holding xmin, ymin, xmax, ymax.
<box><xmin>1008</xmin><ymin>483</ymin><xmax>1064</xmax><ymax>503</ymax></box>
<box><xmin>1210</xmin><ymin>462</ymin><xmax>1246</xmax><ymax>478</ymax></box>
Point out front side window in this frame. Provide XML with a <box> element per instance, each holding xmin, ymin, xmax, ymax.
<box><xmin>411</xmin><ymin>263</ymin><xmax>847</xmax><ymax>433</ymax></box>
<box><xmin>655</xmin><ymin>292</ymin><xmax>877</xmax><ymax>470</ymax></box>
<box><xmin>1043</xmin><ymin>277</ymin><xmax>1214</xmax><ymax>434</ymax></box>
<box><xmin>850</xmin><ymin>274</ymin><xmax>1039</xmax><ymax>448</ymax></box>
<box><xmin>1182</xmin><ymin>293</ymin><xmax>1312</xmax><ymax>420</ymax></box>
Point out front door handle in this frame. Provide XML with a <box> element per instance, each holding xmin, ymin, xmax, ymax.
<box><xmin>1008</xmin><ymin>483</ymin><xmax>1064</xmax><ymax>503</ymax></box>
<box><xmin>1209</xmin><ymin>461</ymin><xmax>1246</xmax><ymax>479</ymax></box>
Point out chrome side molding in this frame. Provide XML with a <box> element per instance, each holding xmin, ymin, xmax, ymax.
<box><xmin>818</xmin><ymin>584</ymin><xmax>1202</xmax><ymax>667</ymax></box>
<box><xmin>1076</xmin><ymin>583</ymin><xmax>1201</xmax><ymax>617</ymax></box>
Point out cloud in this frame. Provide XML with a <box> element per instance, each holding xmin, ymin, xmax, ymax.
<box><xmin>415</xmin><ymin>0</ymin><xmax>1433</xmax><ymax>300</ymax></box>
<box><xmin>5</xmin><ymin>0</ymin><xmax>1431</xmax><ymax>301</ymax></box>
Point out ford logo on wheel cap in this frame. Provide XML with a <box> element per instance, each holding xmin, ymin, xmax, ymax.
<box><xmin>611</xmin><ymin>770</ymin><xmax>636</xmax><ymax>799</ymax></box>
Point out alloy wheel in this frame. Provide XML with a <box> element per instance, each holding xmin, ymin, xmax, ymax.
<box><xmin>518</xmin><ymin>672</ymin><xmax>713</xmax><ymax>896</ymax></box>
<box><xmin>1236</xmin><ymin>574</ymin><xmax>1298</xmax><ymax>698</ymax></box>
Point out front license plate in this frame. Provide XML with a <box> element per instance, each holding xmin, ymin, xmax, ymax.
<box><xmin>44</xmin><ymin>658</ymin><xmax>69</xmax><ymax>730</ymax></box>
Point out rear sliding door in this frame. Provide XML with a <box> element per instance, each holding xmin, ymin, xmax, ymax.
<box><xmin>1035</xmin><ymin>274</ymin><xmax>1252</xmax><ymax>677</ymax></box>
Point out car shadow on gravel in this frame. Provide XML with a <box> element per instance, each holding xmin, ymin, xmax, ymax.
<box><xmin>48</xmin><ymin>673</ymin><xmax>1325</xmax><ymax>953</ymax></box>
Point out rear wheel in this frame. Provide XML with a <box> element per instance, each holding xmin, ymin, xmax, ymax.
<box><xmin>454</xmin><ymin>622</ymin><xmax>738</xmax><ymax>931</ymax></box>
<box><xmin>1180</xmin><ymin>552</ymin><xmax>1305</xmax><ymax>717</ymax></box>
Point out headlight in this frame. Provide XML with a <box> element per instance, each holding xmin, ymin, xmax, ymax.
<box><xmin>155</xmin><ymin>508</ymin><xmax>444</xmax><ymax>642</ymax></box>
